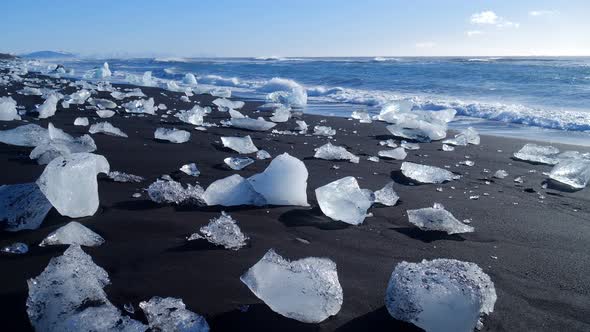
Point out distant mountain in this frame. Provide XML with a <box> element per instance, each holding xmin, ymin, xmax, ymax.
<box><xmin>0</xmin><ymin>53</ymin><xmax>17</xmax><ymax>59</ymax></box>
<box><xmin>21</xmin><ymin>51</ymin><xmax>76</xmax><ymax>59</ymax></box>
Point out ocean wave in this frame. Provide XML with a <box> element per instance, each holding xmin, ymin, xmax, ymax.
<box><xmin>153</xmin><ymin>57</ymin><xmax>191</xmax><ymax>63</ymax></box>
<box><xmin>373</xmin><ymin>57</ymin><xmax>400</xmax><ymax>62</ymax></box>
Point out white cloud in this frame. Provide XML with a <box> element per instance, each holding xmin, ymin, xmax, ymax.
<box><xmin>466</xmin><ymin>30</ymin><xmax>483</xmax><ymax>37</ymax></box>
<box><xmin>470</xmin><ymin>10</ymin><xmax>519</xmax><ymax>29</ymax></box>
<box><xmin>529</xmin><ymin>10</ymin><xmax>558</xmax><ymax>17</ymax></box>
<box><xmin>415</xmin><ymin>42</ymin><xmax>436</xmax><ymax>48</ymax></box>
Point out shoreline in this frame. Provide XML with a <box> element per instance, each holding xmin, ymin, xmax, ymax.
<box><xmin>1</xmin><ymin>70</ymin><xmax>589</xmax><ymax>331</ymax></box>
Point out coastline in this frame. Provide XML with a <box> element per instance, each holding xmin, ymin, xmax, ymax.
<box><xmin>1</xmin><ymin>71</ymin><xmax>589</xmax><ymax>331</ymax></box>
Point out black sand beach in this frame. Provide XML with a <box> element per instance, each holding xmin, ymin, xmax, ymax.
<box><xmin>1</xmin><ymin>70</ymin><xmax>589</xmax><ymax>331</ymax></box>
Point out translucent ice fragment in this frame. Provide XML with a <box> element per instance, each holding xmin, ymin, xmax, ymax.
<box><xmin>39</xmin><ymin>221</ymin><xmax>104</xmax><ymax>247</ymax></box>
<box><xmin>407</xmin><ymin>203</ymin><xmax>474</xmax><ymax>234</ymax></box>
<box><xmin>401</xmin><ymin>162</ymin><xmax>460</xmax><ymax>184</ymax></box>
<box><xmin>314</xmin><ymin>142</ymin><xmax>359</xmax><ymax>163</ymax></box>
<box><xmin>315</xmin><ymin>176</ymin><xmax>373</xmax><ymax>225</ymax></box>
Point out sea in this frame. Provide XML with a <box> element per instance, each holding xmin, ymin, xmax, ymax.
<box><xmin>25</xmin><ymin>56</ymin><xmax>590</xmax><ymax>146</ymax></box>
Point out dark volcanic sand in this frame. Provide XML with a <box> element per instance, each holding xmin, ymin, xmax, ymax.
<box><xmin>1</xmin><ymin>71</ymin><xmax>589</xmax><ymax>331</ymax></box>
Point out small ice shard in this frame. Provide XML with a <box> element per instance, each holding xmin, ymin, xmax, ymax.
<box><xmin>443</xmin><ymin>127</ymin><xmax>480</xmax><ymax>146</ymax></box>
<box><xmin>513</xmin><ymin>144</ymin><xmax>560</xmax><ymax>165</ymax></box>
<box><xmin>221</xmin><ymin>135</ymin><xmax>258</xmax><ymax>154</ymax></box>
<box><xmin>385</xmin><ymin>259</ymin><xmax>496</xmax><ymax>332</ymax></box>
<box><xmin>514</xmin><ymin>177</ymin><xmax>524</xmax><ymax>184</ymax></box>
<box><xmin>314</xmin><ymin>125</ymin><xmax>336</xmax><ymax>136</ymax></box>
<box><xmin>296</xmin><ymin>120</ymin><xmax>308</xmax><ymax>132</ymax></box>
<box><xmin>26</xmin><ymin>245</ymin><xmax>146</xmax><ymax>332</ymax></box>
<box><xmin>203</xmin><ymin>174</ymin><xmax>265</xmax><ymax>206</ymax></box>
<box><xmin>0</xmin><ymin>96</ymin><xmax>21</xmax><ymax>121</ymax></box>
<box><xmin>154</xmin><ymin>128</ymin><xmax>190</xmax><ymax>143</ymax></box>
<box><xmin>180</xmin><ymin>163</ymin><xmax>200</xmax><ymax>177</ymax></box>
<box><xmin>30</xmin><ymin>123</ymin><xmax>97</xmax><ymax>165</ymax></box>
<box><xmin>368</xmin><ymin>156</ymin><xmax>380</xmax><ymax>162</ymax></box>
<box><xmin>270</xmin><ymin>106</ymin><xmax>291</xmax><ymax>123</ymax></box>
<box><xmin>240</xmin><ymin>249</ymin><xmax>343</xmax><ymax>323</ymax></box>
<box><xmin>123</xmin><ymin>97</ymin><xmax>156</xmax><ymax>115</ymax></box>
<box><xmin>248</xmin><ymin>153</ymin><xmax>309</xmax><ymax>206</ymax></box>
<box><xmin>39</xmin><ymin>221</ymin><xmax>104</xmax><ymax>247</ymax></box>
<box><xmin>74</xmin><ymin>117</ymin><xmax>89</xmax><ymax>126</ymax></box>
<box><xmin>378</xmin><ymin>147</ymin><xmax>407</xmax><ymax>160</ymax></box>
<box><xmin>89</xmin><ymin>98</ymin><xmax>117</xmax><ymax>109</ymax></box>
<box><xmin>176</xmin><ymin>105</ymin><xmax>209</xmax><ymax>125</ymax></box>
<box><xmin>37</xmin><ymin>153</ymin><xmax>109</xmax><ymax>218</ymax></box>
<box><xmin>139</xmin><ymin>297</ymin><xmax>209</xmax><ymax>332</ymax></box>
<box><xmin>315</xmin><ymin>176</ymin><xmax>373</xmax><ymax>225</ymax></box>
<box><xmin>374</xmin><ymin>182</ymin><xmax>399</xmax><ymax>206</ymax></box>
<box><xmin>351</xmin><ymin>110</ymin><xmax>372</xmax><ymax>123</ymax></box>
<box><xmin>147</xmin><ymin>179</ymin><xmax>205</xmax><ymax>205</ymax></box>
<box><xmin>37</xmin><ymin>95</ymin><xmax>60</xmax><ymax>119</ymax></box>
<box><xmin>230</xmin><ymin>117</ymin><xmax>276</xmax><ymax>131</ymax></box>
<box><xmin>0</xmin><ymin>124</ymin><xmax>47</xmax><ymax>146</ymax></box>
<box><xmin>189</xmin><ymin>212</ymin><xmax>248</xmax><ymax>250</ymax></box>
<box><xmin>96</xmin><ymin>110</ymin><xmax>115</xmax><ymax>118</ymax></box>
<box><xmin>459</xmin><ymin>160</ymin><xmax>475</xmax><ymax>167</ymax></box>
<box><xmin>314</xmin><ymin>142</ymin><xmax>359</xmax><ymax>163</ymax></box>
<box><xmin>0</xmin><ymin>182</ymin><xmax>53</xmax><ymax>232</ymax></box>
<box><xmin>256</xmin><ymin>150</ymin><xmax>272</xmax><ymax>160</ymax></box>
<box><xmin>212</xmin><ymin>98</ymin><xmax>245</xmax><ymax>112</ymax></box>
<box><xmin>224</xmin><ymin>156</ymin><xmax>255</xmax><ymax>170</ymax></box>
<box><xmin>89</xmin><ymin>121</ymin><xmax>128</xmax><ymax>137</ymax></box>
<box><xmin>493</xmin><ymin>170</ymin><xmax>508</xmax><ymax>179</ymax></box>
<box><xmin>183</xmin><ymin>73</ymin><xmax>198</xmax><ymax>85</ymax></box>
<box><xmin>407</xmin><ymin>203</ymin><xmax>474</xmax><ymax>234</ymax></box>
<box><xmin>548</xmin><ymin>159</ymin><xmax>590</xmax><ymax>189</ymax></box>
<box><xmin>442</xmin><ymin>144</ymin><xmax>455</xmax><ymax>151</ymax></box>
<box><xmin>401</xmin><ymin>162</ymin><xmax>460</xmax><ymax>184</ymax></box>
<box><xmin>2</xmin><ymin>242</ymin><xmax>29</xmax><ymax>254</ymax></box>
<box><xmin>108</xmin><ymin>171</ymin><xmax>145</xmax><ymax>183</ymax></box>
<box><xmin>379</xmin><ymin>139</ymin><xmax>397</xmax><ymax>148</ymax></box>
<box><xmin>400</xmin><ymin>141</ymin><xmax>420</xmax><ymax>150</ymax></box>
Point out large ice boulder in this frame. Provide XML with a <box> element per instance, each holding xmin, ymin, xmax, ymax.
<box><xmin>30</xmin><ymin>123</ymin><xmax>97</xmax><ymax>165</ymax></box>
<box><xmin>0</xmin><ymin>182</ymin><xmax>52</xmax><ymax>232</ymax></box>
<box><xmin>37</xmin><ymin>95</ymin><xmax>60</xmax><ymax>119</ymax></box>
<box><xmin>248</xmin><ymin>153</ymin><xmax>309</xmax><ymax>206</ymax></box>
<box><xmin>36</xmin><ymin>153</ymin><xmax>110</xmax><ymax>218</ymax></box>
<box><xmin>401</xmin><ymin>162</ymin><xmax>460</xmax><ymax>184</ymax></box>
<box><xmin>26</xmin><ymin>245</ymin><xmax>146</xmax><ymax>332</ymax></box>
<box><xmin>139</xmin><ymin>297</ymin><xmax>209</xmax><ymax>332</ymax></box>
<box><xmin>203</xmin><ymin>174</ymin><xmax>266</xmax><ymax>206</ymax></box>
<box><xmin>315</xmin><ymin>176</ymin><xmax>373</xmax><ymax>225</ymax></box>
<box><xmin>240</xmin><ymin>249</ymin><xmax>343</xmax><ymax>323</ymax></box>
<box><xmin>0</xmin><ymin>124</ymin><xmax>48</xmax><ymax>146</ymax></box>
<box><xmin>385</xmin><ymin>258</ymin><xmax>497</xmax><ymax>332</ymax></box>
<box><xmin>407</xmin><ymin>203</ymin><xmax>474</xmax><ymax>234</ymax></box>
<box><xmin>39</xmin><ymin>221</ymin><xmax>105</xmax><ymax>247</ymax></box>
<box><xmin>548</xmin><ymin>159</ymin><xmax>590</xmax><ymax>189</ymax></box>
<box><xmin>513</xmin><ymin>144</ymin><xmax>560</xmax><ymax>165</ymax></box>
<box><xmin>380</xmin><ymin>102</ymin><xmax>455</xmax><ymax>142</ymax></box>
<box><xmin>0</xmin><ymin>96</ymin><xmax>21</xmax><ymax>121</ymax></box>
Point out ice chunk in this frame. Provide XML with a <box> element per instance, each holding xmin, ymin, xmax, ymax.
<box><xmin>123</xmin><ymin>97</ymin><xmax>156</xmax><ymax>115</ymax></box>
<box><xmin>26</xmin><ymin>245</ymin><xmax>146</xmax><ymax>332</ymax></box>
<box><xmin>270</xmin><ymin>106</ymin><xmax>291</xmax><ymax>123</ymax></box>
<box><xmin>224</xmin><ymin>156</ymin><xmax>255</xmax><ymax>170</ymax></box>
<box><xmin>315</xmin><ymin>176</ymin><xmax>373</xmax><ymax>225</ymax></box>
<box><xmin>30</xmin><ymin>123</ymin><xmax>97</xmax><ymax>165</ymax></box>
<box><xmin>126</xmin><ymin>71</ymin><xmax>156</xmax><ymax>87</ymax></box>
<box><xmin>110</xmin><ymin>88</ymin><xmax>146</xmax><ymax>100</ymax></box>
<box><xmin>18</xmin><ymin>86</ymin><xmax>43</xmax><ymax>96</ymax></box>
<box><xmin>256</xmin><ymin>150</ymin><xmax>272</xmax><ymax>160</ymax></box>
<box><xmin>89</xmin><ymin>121</ymin><xmax>128</xmax><ymax>137</ymax></box>
<box><xmin>461</xmin><ymin>127</ymin><xmax>480</xmax><ymax>145</ymax></box>
<box><xmin>39</xmin><ymin>221</ymin><xmax>104</xmax><ymax>247</ymax></box>
<box><xmin>74</xmin><ymin>117</ymin><xmax>89</xmax><ymax>126</ymax></box>
<box><xmin>0</xmin><ymin>96</ymin><xmax>21</xmax><ymax>121</ymax></box>
<box><xmin>351</xmin><ymin>110</ymin><xmax>372</xmax><ymax>123</ymax></box>
<box><xmin>189</xmin><ymin>212</ymin><xmax>248</xmax><ymax>250</ymax></box>
<box><xmin>96</xmin><ymin>110</ymin><xmax>115</xmax><ymax>118</ymax></box>
<box><xmin>212</xmin><ymin>98</ymin><xmax>245</xmax><ymax>112</ymax></box>
<box><xmin>314</xmin><ymin>142</ymin><xmax>359</xmax><ymax>163</ymax></box>
<box><xmin>377</xmin><ymin>100</ymin><xmax>414</xmax><ymax>122</ymax></box>
<box><xmin>221</xmin><ymin>135</ymin><xmax>258</xmax><ymax>154</ymax></box>
<box><xmin>89</xmin><ymin>98</ymin><xmax>117</xmax><ymax>109</ymax></box>
<box><xmin>260</xmin><ymin>78</ymin><xmax>307</xmax><ymax>107</ymax></box>
<box><xmin>65</xmin><ymin>89</ymin><xmax>91</xmax><ymax>105</ymax></box>
<box><xmin>380</xmin><ymin>139</ymin><xmax>397</xmax><ymax>148</ymax></box>
<box><xmin>0</xmin><ymin>124</ymin><xmax>49</xmax><ymax>146</ymax></box>
<box><xmin>248</xmin><ymin>153</ymin><xmax>309</xmax><ymax>206</ymax></box>
<box><xmin>0</xmin><ymin>182</ymin><xmax>52</xmax><ymax>232</ymax></box>
<box><xmin>314</xmin><ymin>125</ymin><xmax>336</xmax><ymax>136</ymax></box>
<box><xmin>374</xmin><ymin>182</ymin><xmax>399</xmax><ymax>206</ymax></box>
<box><xmin>36</xmin><ymin>95</ymin><xmax>60</xmax><ymax>119</ymax></box>
<box><xmin>1</xmin><ymin>242</ymin><xmax>28</xmax><ymax>254</ymax></box>
<box><xmin>204</xmin><ymin>174</ymin><xmax>265</xmax><ymax>206</ymax></box>
<box><xmin>183</xmin><ymin>73</ymin><xmax>198</xmax><ymax>86</ymax></box>
<box><xmin>84</xmin><ymin>62</ymin><xmax>112</xmax><ymax>79</ymax></box>
<box><xmin>400</xmin><ymin>141</ymin><xmax>420</xmax><ymax>150</ymax></box>
<box><xmin>147</xmin><ymin>179</ymin><xmax>205</xmax><ymax>205</ymax></box>
<box><xmin>180</xmin><ymin>163</ymin><xmax>200</xmax><ymax>177</ymax></box>
<box><xmin>229</xmin><ymin>109</ymin><xmax>245</xmax><ymax>119</ymax></box>
<box><xmin>154</xmin><ymin>128</ymin><xmax>190</xmax><ymax>143</ymax></box>
<box><xmin>230</xmin><ymin>117</ymin><xmax>276</xmax><ymax>131</ymax></box>
<box><xmin>108</xmin><ymin>171</ymin><xmax>145</xmax><ymax>183</ymax></box>
<box><xmin>407</xmin><ymin>203</ymin><xmax>474</xmax><ymax>234</ymax></box>
<box><xmin>442</xmin><ymin>144</ymin><xmax>455</xmax><ymax>151</ymax></box>
<box><xmin>548</xmin><ymin>159</ymin><xmax>590</xmax><ymax>189</ymax></box>
<box><xmin>493</xmin><ymin>169</ymin><xmax>508</xmax><ymax>179</ymax></box>
<box><xmin>385</xmin><ymin>258</ymin><xmax>496</xmax><ymax>332</ymax></box>
<box><xmin>176</xmin><ymin>105</ymin><xmax>209</xmax><ymax>125</ymax></box>
<box><xmin>513</xmin><ymin>144</ymin><xmax>560</xmax><ymax>165</ymax></box>
<box><xmin>378</xmin><ymin>148</ymin><xmax>407</xmax><ymax>160</ymax></box>
<box><xmin>401</xmin><ymin>162</ymin><xmax>460</xmax><ymax>184</ymax></box>
<box><xmin>386</xmin><ymin>121</ymin><xmax>447</xmax><ymax>143</ymax></box>
<box><xmin>295</xmin><ymin>120</ymin><xmax>308</xmax><ymax>133</ymax></box>
<box><xmin>139</xmin><ymin>297</ymin><xmax>209</xmax><ymax>332</ymax></box>
<box><xmin>240</xmin><ymin>249</ymin><xmax>342</xmax><ymax>323</ymax></box>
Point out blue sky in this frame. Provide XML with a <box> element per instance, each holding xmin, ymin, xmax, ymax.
<box><xmin>1</xmin><ymin>0</ymin><xmax>589</xmax><ymax>57</ymax></box>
